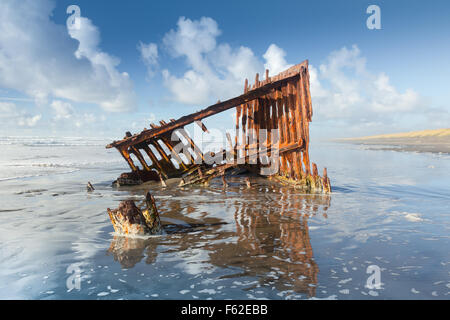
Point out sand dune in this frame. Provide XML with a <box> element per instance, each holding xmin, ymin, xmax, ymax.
<box><xmin>348</xmin><ymin>128</ymin><xmax>450</xmax><ymax>140</ymax></box>
<box><xmin>339</xmin><ymin>128</ymin><xmax>450</xmax><ymax>154</ymax></box>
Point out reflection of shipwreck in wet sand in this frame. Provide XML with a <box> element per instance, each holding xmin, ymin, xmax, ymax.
<box><xmin>107</xmin><ymin>185</ymin><xmax>330</xmax><ymax>297</ymax></box>
<box><xmin>106</xmin><ymin>61</ymin><xmax>330</xmax><ymax>193</ymax></box>
<box><xmin>209</xmin><ymin>188</ymin><xmax>330</xmax><ymax>297</ymax></box>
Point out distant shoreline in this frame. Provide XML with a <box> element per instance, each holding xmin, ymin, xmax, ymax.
<box><xmin>336</xmin><ymin>128</ymin><xmax>450</xmax><ymax>154</ymax></box>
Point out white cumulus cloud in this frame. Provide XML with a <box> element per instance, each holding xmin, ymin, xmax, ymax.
<box><xmin>310</xmin><ymin>45</ymin><xmax>425</xmax><ymax>124</ymax></box>
<box><xmin>138</xmin><ymin>42</ymin><xmax>158</xmax><ymax>77</ymax></box>
<box><xmin>263</xmin><ymin>44</ymin><xmax>293</xmax><ymax>76</ymax></box>
<box><xmin>18</xmin><ymin>115</ymin><xmax>42</xmax><ymax>127</ymax></box>
<box><xmin>160</xmin><ymin>17</ymin><xmax>288</xmax><ymax>105</ymax></box>
<box><xmin>49</xmin><ymin>99</ymin><xmax>98</xmax><ymax>129</ymax></box>
<box><xmin>0</xmin><ymin>102</ymin><xmax>42</xmax><ymax>127</ymax></box>
<box><xmin>50</xmin><ymin>100</ymin><xmax>74</xmax><ymax>120</ymax></box>
<box><xmin>0</xmin><ymin>0</ymin><xmax>136</xmax><ymax>112</ymax></box>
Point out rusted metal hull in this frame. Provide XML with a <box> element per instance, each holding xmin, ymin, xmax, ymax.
<box><xmin>107</xmin><ymin>60</ymin><xmax>331</xmax><ymax>193</ymax></box>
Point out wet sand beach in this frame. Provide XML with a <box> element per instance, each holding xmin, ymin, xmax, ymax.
<box><xmin>0</xmin><ymin>137</ymin><xmax>449</xmax><ymax>299</ymax></box>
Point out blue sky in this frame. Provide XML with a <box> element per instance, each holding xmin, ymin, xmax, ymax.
<box><xmin>0</xmin><ymin>0</ymin><xmax>449</xmax><ymax>139</ymax></box>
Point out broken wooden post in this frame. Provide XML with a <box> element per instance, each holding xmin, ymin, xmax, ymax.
<box><xmin>245</xmin><ymin>177</ymin><xmax>251</xmax><ymax>189</ymax></box>
<box><xmin>107</xmin><ymin>192</ymin><xmax>161</xmax><ymax>236</ymax></box>
<box><xmin>158</xmin><ymin>172</ymin><xmax>167</xmax><ymax>187</ymax></box>
<box><xmin>143</xmin><ymin>192</ymin><xmax>161</xmax><ymax>232</ymax></box>
<box><xmin>221</xmin><ymin>171</ymin><xmax>228</xmax><ymax>188</ymax></box>
<box><xmin>87</xmin><ymin>181</ymin><xmax>95</xmax><ymax>192</ymax></box>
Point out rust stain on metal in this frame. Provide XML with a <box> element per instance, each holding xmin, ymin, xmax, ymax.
<box><xmin>107</xmin><ymin>60</ymin><xmax>331</xmax><ymax>193</ymax></box>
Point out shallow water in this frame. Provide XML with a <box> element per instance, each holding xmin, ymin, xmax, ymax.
<box><xmin>0</xmin><ymin>137</ymin><xmax>449</xmax><ymax>299</ymax></box>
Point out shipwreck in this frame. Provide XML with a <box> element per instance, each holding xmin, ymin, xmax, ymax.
<box><xmin>106</xmin><ymin>60</ymin><xmax>331</xmax><ymax>193</ymax></box>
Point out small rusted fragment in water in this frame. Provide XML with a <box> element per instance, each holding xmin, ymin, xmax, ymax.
<box><xmin>86</xmin><ymin>181</ymin><xmax>95</xmax><ymax>192</ymax></box>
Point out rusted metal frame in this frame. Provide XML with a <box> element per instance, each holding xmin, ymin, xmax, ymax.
<box><xmin>106</xmin><ymin>64</ymin><xmax>306</xmax><ymax>150</ymax></box>
<box><xmin>129</xmin><ymin>146</ymin><xmax>151</xmax><ymax>171</ymax></box>
<box><xmin>109</xmin><ymin>75</ymin><xmax>305</xmax><ymax>178</ymax></box>
<box><xmin>293</xmin><ymin>146</ymin><xmax>304</xmax><ymax>180</ymax></box>
<box><xmin>141</xmin><ymin>144</ymin><xmax>168</xmax><ymax>179</ymax></box>
<box><xmin>213</xmin><ymin>148</ymin><xmax>229</xmax><ymax>165</ymax></box>
<box><xmin>159</xmin><ymin>121</ymin><xmax>191</xmax><ymax>167</ymax></box>
<box><xmin>287</xmin><ymin>82</ymin><xmax>301</xmax><ymax>179</ymax></box>
<box><xmin>155</xmin><ymin>138</ymin><xmax>184</xmax><ymax>171</ymax></box>
<box><xmin>241</xmin><ymin>102</ymin><xmax>248</xmax><ymax>161</ymax></box>
<box><xmin>294</xmin><ymin>78</ymin><xmax>305</xmax><ymax>178</ymax></box>
<box><xmin>279</xmin><ymin>141</ymin><xmax>305</xmax><ymax>154</ymax></box>
<box><xmin>282</xmin><ymin>86</ymin><xmax>293</xmax><ymax>144</ymax></box>
<box><xmin>158</xmin><ymin>134</ymin><xmax>189</xmax><ymax>171</ymax></box>
<box><xmin>289</xmin><ymin>85</ymin><xmax>301</xmax><ymax>179</ymax></box>
<box><xmin>234</xmin><ymin>105</ymin><xmax>241</xmax><ymax>159</ymax></box>
<box><xmin>250</xmin><ymin>74</ymin><xmax>261</xmax><ymax>165</ymax></box>
<box><xmin>253</xmin><ymin>97</ymin><xmax>265</xmax><ymax>166</ymax></box>
<box><xmin>108</xmin><ymin>61</ymin><xmax>332</xmax><ymax>192</ymax></box>
<box><xmin>119</xmin><ymin>147</ymin><xmax>138</xmax><ymax>172</ymax></box>
<box><xmin>247</xmin><ymin>100</ymin><xmax>255</xmax><ymax>164</ymax></box>
<box><xmin>181</xmin><ymin>162</ymin><xmax>239</xmax><ymax>187</ymax></box>
<box><xmin>276</xmin><ymin>92</ymin><xmax>286</xmax><ymax>176</ymax></box>
<box><xmin>264</xmin><ymin>69</ymin><xmax>270</xmax><ymax>86</ymax></box>
<box><xmin>247</xmin><ymin>99</ymin><xmax>257</xmax><ymax>165</ymax></box>
<box><xmin>257</xmin><ymin>139</ymin><xmax>304</xmax><ymax>160</ymax></box>
<box><xmin>303</xmin><ymin>67</ymin><xmax>313</xmax><ymax>122</ymax></box>
<box><xmin>264</xmin><ymin>97</ymin><xmax>272</xmax><ymax>164</ymax></box>
<box><xmin>149</xmin><ymin>139</ymin><xmax>179</xmax><ymax>173</ymax></box>
<box><xmin>226</xmin><ymin>132</ymin><xmax>234</xmax><ymax>153</ymax></box>
<box><xmin>146</xmin><ymin>142</ymin><xmax>173</xmax><ymax>174</ymax></box>
<box><xmin>178</xmin><ymin>129</ymin><xmax>204</xmax><ymax>164</ymax></box>
<box><xmin>245</xmin><ymin>100</ymin><xmax>253</xmax><ymax>164</ymax></box>
<box><xmin>276</xmin><ymin>88</ymin><xmax>288</xmax><ymax>176</ymax></box>
<box><xmin>270</xmin><ymin>96</ymin><xmax>279</xmax><ymax>151</ymax></box>
<box><xmin>322</xmin><ymin>167</ymin><xmax>331</xmax><ymax>192</ymax></box>
<box><xmin>159</xmin><ymin>137</ymin><xmax>188</xmax><ymax>170</ymax></box>
<box><xmin>312</xmin><ymin>163</ymin><xmax>318</xmax><ymax>181</ymax></box>
<box><xmin>167</xmin><ymin>119</ymin><xmax>200</xmax><ymax>165</ymax></box>
<box><xmin>281</xmin><ymin>85</ymin><xmax>295</xmax><ymax>179</ymax></box>
<box><xmin>286</xmin><ymin>82</ymin><xmax>301</xmax><ymax>180</ymax></box>
<box><xmin>241</xmin><ymin>78</ymin><xmax>250</xmax><ymax>162</ymax></box>
<box><xmin>258</xmin><ymin>96</ymin><xmax>270</xmax><ymax>166</ymax></box>
<box><xmin>302</xmin><ymin>68</ymin><xmax>313</xmax><ymax>178</ymax></box>
<box><xmin>236</xmin><ymin>79</ymin><xmax>248</xmax><ymax>161</ymax></box>
<box><xmin>195</xmin><ymin>120</ymin><xmax>209</xmax><ymax>133</ymax></box>
<box><xmin>176</xmin><ymin>128</ymin><xmax>205</xmax><ymax>164</ymax></box>
<box><xmin>279</xmin><ymin>95</ymin><xmax>290</xmax><ymax>150</ymax></box>
<box><xmin>285</xmin><ymin>153</ymin><xmax>294</xmax><ymax>179</ymax></box>
<box><xmin>225</xmin><ymin>132</ymin><xmax>235</xmax><ymax>163</ymax></box>
<box><xmin>299</xmin><ymin>71</ymin><xmax>311</xmax><ymax>175</ymax></box>
<box><xmin>161</xmin><ymin>130</ymin><xmax>197</xmax><ymax>166</ymax></box>
<box><xmin>258</xmin><ymin>96</ymin><xmax>271</xmax><ymax>163</ymax></box>
<box><xmin>284</xmin><ymin>131</ymin><xmax>296</xmax><ymax>179</ymax></box>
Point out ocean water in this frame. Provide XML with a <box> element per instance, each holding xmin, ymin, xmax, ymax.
<box><xmin>0</xmin><ymin>136</ymin><xmax>449</xmax><ymax>300</ymax></box>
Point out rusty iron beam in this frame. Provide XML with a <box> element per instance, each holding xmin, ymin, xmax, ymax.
<box><xmin>195</xmin><ymin>120</ymin><xmax>209</xmax><ymax>133</ymax></box>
